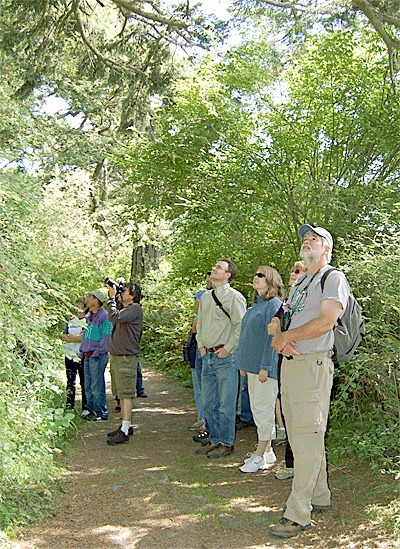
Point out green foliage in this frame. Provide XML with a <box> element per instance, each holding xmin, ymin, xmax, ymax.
<box><xmin>328</xmin><ymin>222</ymin><xmax>400</xmax><ymax>474</ymax></box>
<box><xmin>0</xmin><ymin>177</ymin><xmax>80</xmax><ymax>531</ymax></box>
<box><xmin>141</xmin><ymin>270</ymin><xmax>194</xmax><ymax>386</ymax></box>
<box><xmin>113</xmin><ymin>30</ymin><xmax>400</xmax><ymax>289</ymax></box>
<box><xmin>1</xmin><ymin>2</ymin><xmax>400</xmax><ymax>537</ymax></box>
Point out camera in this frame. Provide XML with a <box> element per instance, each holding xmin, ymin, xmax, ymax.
<box><xmin>280</xmin><ymin>310</ymin><xmax>292</xmax><ymax>332</ymax></box>
<box><xmin>104</xmin><ymin>277</ymin><xmax>126</xmax><ymax>294</ymax></box>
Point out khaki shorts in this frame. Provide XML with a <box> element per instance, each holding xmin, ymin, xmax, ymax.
<box><xmin>109</xmin><ymin>354</ymin><xmax>138</xmax><ymax>399</ymax></box>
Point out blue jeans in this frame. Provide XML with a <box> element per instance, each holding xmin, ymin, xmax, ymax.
<box><xmin>136</xmin><ymin>360</ymin><xmax>144</xmax><ymax>395</ymax></box>
<box><xmin>201</xmin><ymin>351</ymin><xmax>238</xmax><ymax>446</ymax></box>
<box><xmin>84</xmin><ymin>353</ymin><xmax>109</xmax><ymax>419</ymax></box>
<box><xmin>192</xmin><ymin>350</ymin><xmax>203</xmax><ymax>419</ymax></box>
<box><xmin>237</xmin><ymin>373</ymin><xmax>253</xmax><ymax>422</ymax></box>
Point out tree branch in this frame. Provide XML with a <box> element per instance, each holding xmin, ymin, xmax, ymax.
<box><xmin>353</xmin><ymin>0</ymin><xmax>400</xmax><ymax>52</ymax></box>
<box><xmin>111</xmin><ymin>0</ymin><xmax>189</xmax><ymax>30</ymax></box>
<box><xmin>72</xmin><ymin>0</ymin><xmax>149</xmax><ymax>77</ymax></box>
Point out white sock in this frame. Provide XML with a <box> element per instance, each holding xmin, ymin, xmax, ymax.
<box><xmin>121</xmin><ymin>421</ymin><xmax>131</xmax><ymax>435</ymax></box>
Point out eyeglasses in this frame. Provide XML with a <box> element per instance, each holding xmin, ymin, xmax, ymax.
<box><xmin>254</xmin><ymin>272</ymin><xmax>266</xmax><ymax>278</ymax></box>
<box><xmin>212</xmin><ymin>264</ymin><xmax>228</xmax><ymax>273</ymax></box>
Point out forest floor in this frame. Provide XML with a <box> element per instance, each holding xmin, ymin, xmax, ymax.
<box><xmin>8</xmin><ymin>363</ymin><xmax>400</xmax><ymax>549</ymax></box>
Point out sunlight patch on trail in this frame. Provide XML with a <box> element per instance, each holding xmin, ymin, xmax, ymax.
<box><xmin>91</xmin><ymin>525</ymin><xmax>148</xmax><ymax>546</ymax></box>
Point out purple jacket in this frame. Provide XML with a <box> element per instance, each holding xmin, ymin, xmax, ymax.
<box><xmin>79</xmin><ymin>308</ymin><xmax>113</xmax><ymax>357</ymax></box>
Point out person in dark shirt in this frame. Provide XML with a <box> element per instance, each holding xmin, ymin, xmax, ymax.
<box><xmin>106</xmin><ymin>283</ymin><xmax>143</xmax><ymax>445</ymax></box>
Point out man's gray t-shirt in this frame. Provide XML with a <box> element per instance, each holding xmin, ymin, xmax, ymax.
<box><xmin>284</xmin><ymin>264</ymin><xmax>350</xmax><ymax>355</ymax></box>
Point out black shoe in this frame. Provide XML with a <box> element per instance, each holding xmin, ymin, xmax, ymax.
<box><xmin>137</xmin><ymin>392</ymin><xmax>147</xmax><ymax>398</ymax></box>
<box><xmin>235</xmin><ymin>419</ymin><xmax>255</xmax><ymax>431</ymax></box>
<box><xmin>85</xmin><ymin>411</ymin><xmax>101</xmax><ymax>422</ymax></box>
<box><xmin>193</xmin><ymin>430</ymin><xmax>210</xmax><ymax>443</ymax></box>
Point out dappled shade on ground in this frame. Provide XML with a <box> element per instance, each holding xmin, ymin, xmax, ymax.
<box><xmin>11</xmin><ymin>365</ymin><xmax>399</xmax><ymax>548</ymax></box>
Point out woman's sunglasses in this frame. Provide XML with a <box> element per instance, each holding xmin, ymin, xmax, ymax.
<box><xmin>254</xmin><ymin>272</ymin><xmax>266</xmax><ymax>278</ymax></box>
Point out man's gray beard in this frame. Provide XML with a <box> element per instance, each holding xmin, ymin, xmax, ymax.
<box><xmin>300</xmin><ymin>249</ymin><xmax>319</xmax><ymax>265</ymax></box>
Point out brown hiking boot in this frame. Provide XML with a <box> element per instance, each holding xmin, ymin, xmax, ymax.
<box><xmin>107</xmin><ymin>425</ymin><xmax>133</xmax><ymax>438</ymax></box>
<box><xmin>107</xmin><ymin>429</ymin><xmax>129</xmax><ymax>445</ymax></box>
<box><xmin>269</xmin><ymin>517</ymin><xmax>311</xmax><ymax>538</ymax></box>
<box><xmin>207</xmin><ymin>443</ymin><xmax>234</xmax><ymax>459</ymax></box>
<box><xmin>195</xmin><ymin>441</ymin><xmax>216</xmax><ymax>455</ymax></box>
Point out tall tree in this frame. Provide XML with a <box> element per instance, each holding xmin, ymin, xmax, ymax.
<box><xmin>0</xmin><ymin>0</ymin><xmax>228</xmax><ymax>277</ymax></box>
<box><xmin>232</xmin><ymin>0</ymin><xmax>400</xmax><ymax>89</ymax></box>
<box><xmin>111</xmin><ymin>29</ymin><xmax>400</xmax><ymax>288</ymax></box>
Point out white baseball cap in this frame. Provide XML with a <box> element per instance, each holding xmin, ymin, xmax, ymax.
<box><xmin>298</xmin><ymin>225</ymin><xmax>333</xmax><ymax>250</ymax></box>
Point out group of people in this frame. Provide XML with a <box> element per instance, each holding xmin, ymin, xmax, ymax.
<box><xmin>61</xmin><ymin>280</ymin><xmax>146</xmax><ymax>445</ymax></box>
<box><xmin>62</xmin><ymin>223</ymin><xmax>350</xmax><ymax>539</ymax></box>
<box><xmin>188</xmin><ymin>224</ymin><xmax>350</xmax><ymax>539</ymax></box>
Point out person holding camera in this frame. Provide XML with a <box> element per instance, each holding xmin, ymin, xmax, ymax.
<box><xmin>111</xmin><ymin>277</ymin><xmax>147</xmax><ymax>407</ymax></box>
<box><xmin>106</xmin><ymin>281</ymin><xmax>143</xmax><ymax>445</ymax></box>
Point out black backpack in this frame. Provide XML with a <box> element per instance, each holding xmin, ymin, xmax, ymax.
<box><xmin>320</xmin><ymin>268</ymin><xmax>365</xmax><ymax>362</ymax></box>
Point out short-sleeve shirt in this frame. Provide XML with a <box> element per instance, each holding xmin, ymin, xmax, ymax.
<box><xmin>284</xmin><ymin>264</ymin><xmax>350</xmax><ymax>355</ymax></box>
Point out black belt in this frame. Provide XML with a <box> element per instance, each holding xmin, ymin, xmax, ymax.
<box><xmin>205</xmin><ymin>345</ymin><xmax>224</xmax><ymax>353</ymax></box>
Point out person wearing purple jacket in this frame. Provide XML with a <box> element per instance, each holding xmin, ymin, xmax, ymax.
<box><xmin>80</xmin><ymin>290</ymin><xmax>113</xmax><ymax>421</ymax></box>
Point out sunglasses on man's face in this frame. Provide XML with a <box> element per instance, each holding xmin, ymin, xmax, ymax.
<box><xmin>254</xmin><ymin>272</ymin><xmax>266</xmax><ymax>278</ymax></box>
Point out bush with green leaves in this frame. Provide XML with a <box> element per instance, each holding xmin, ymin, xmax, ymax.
<box><xmin>328</xmin><ymin>225</ymin><xmax>400</xmax><ymax>477</ymax></box>
<box><xmin>0</xmin><ymin>176</ymin><xmax>76</xmax><ymax>532</ymax></box>
<box><xmin>141</xmin><ymin>269</ymin><xmax>197</xmax><ymax>386</ymax></box>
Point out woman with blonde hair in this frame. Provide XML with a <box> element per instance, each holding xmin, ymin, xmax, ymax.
<box><xmin>236</xmin><ymin>266</ymin><xmax>284</xmax><ymax>473</ymax></box>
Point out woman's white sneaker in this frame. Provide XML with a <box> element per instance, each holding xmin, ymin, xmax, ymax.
<box><xmin>263</xmin><ymin>448</ymin><xmax>277</xmax><ymax>463</ymax></box>
<box><xmin>244</xmin><ymin>447</ymin><xmax>276</xmax><ymax>469</ymax></box>
<box><xmin>258</xmin><ymin>448</ymin><xmax>277</xmax><ymax>470</ymax></box>
<box><xmin>239</xmin><ymin>452</ymin><xmax>264</xmax><ymax>473</ymax></box>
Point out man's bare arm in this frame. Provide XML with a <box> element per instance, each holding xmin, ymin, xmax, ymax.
<box><xmin>272</xmin><ymin>299</ymin><xmax>343</xmax><ymax>355</ymax></box>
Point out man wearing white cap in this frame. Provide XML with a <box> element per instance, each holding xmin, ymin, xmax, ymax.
<box><xmin>269</xmin><ymin>225</ymin><xmax>350</xmax><ymax>539</ymax></box>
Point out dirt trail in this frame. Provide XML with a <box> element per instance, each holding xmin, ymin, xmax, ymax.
<box><xmin>9</xmin><ymin>364</ymin><xmax>398</xmax><ymax>548</ymax></box>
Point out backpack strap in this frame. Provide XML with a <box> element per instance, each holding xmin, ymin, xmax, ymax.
<box><xmin>320</xmin><ymin>267</ymin><xmax>347</xmax><ymax>331</ymax></box>
<box><xmin>211</xmin><ymin>290</ymin><xmax>231</xmax><ymax>320</ymax></box>
<box><xmin>320</xmin><ymin>267</ymin><xmax>339</xmax><ymax>292</ymax></box>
